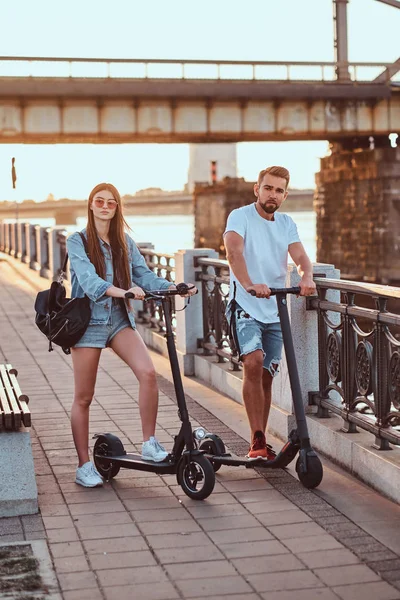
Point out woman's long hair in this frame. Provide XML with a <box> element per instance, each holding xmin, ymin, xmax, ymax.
<box><xmin>86</xmin><ymin>183</ymin><xmax>131</xmax><ymax>291</ymax></box>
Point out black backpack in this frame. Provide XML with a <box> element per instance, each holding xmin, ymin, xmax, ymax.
<box><xmin>34</xmin><ymin>232</ymin><xmax>91</xmax><ymax>355</ymax></box>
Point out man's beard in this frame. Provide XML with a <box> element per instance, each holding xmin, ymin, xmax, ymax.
<box><xmin>259</xmin><ymin>201</ymin><xmax>278</xmax><ymax>215</ymax></box>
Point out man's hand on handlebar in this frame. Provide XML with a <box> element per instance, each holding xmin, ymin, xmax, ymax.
<box><xmin>299</xmin><ymin>277</ymin><xmax>316</xmax><ymax>297</ymax></box>
<box><xmin>246</xmin><ymin>284</ymin><xmax>271</xmax><ymax>299</ymax></box>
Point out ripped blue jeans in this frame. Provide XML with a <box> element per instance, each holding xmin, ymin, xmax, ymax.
<box><xmin>233</xmin><ymin>305</ymin><xmax>283</xmax><ymax>376</ymax></box>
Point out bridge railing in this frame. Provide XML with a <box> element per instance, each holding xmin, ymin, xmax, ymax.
<box><xmin>2</xmin><ymin>221</ymin><xmax>400</xmax><ymax>451</ymax></box>
<box><xmin>0</xmin><ymin>56</ymin><xmax>397</xmax><ymax>83</ymax></box>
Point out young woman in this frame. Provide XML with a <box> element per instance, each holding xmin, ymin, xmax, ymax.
<box><xmin>66</xmin><ymin>183</ymin><xmax>196</xmax><ymax>488</ymax></box>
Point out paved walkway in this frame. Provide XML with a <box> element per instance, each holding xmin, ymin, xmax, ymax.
<box><xmin>1</xmin><ymin>257</ymin><xmax>400</xmax><ymax>600</ymax></box>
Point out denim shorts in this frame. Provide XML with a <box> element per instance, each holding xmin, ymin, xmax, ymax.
<box><xmin>73</xmin><ymin>303</ymin><xmax>133</xmax><ymax>349</ymax></box>
<box><xmin>232</xmin><ymin>304</ymin><xmax>283</xmax><ymax>376</ymax></box>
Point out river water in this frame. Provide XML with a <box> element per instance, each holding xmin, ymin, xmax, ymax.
<box><xmin>16</xmin><ymin>210</ymin><xmax>317</xmax><ymax>261</ymax></box>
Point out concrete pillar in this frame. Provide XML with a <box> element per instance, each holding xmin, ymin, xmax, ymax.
<box><xmin>49</xmin><ymin>228</ymin><xmax>68</xmax><ymax>280</ymax></box>
<box><xmin>174</xmin><ymin>248</ymin><xmax>219</xmax><ymax>375</ymax></box>
<box><xmin>315</xmin><ymin>145</ymin><xmax>400</xmax><ymax>284</ymax></box>
<box><xmin>268</xmin><ymin>262</ymin><xmax>340</xmax><ymax>440</ymax></box>
<box><xmin>187</xmin><ymin>144</ymin><xmax>237</xmax><ymax>193</ymax></box>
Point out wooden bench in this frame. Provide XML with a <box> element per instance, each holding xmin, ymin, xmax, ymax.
<box><xmin>0</xmin><ymin>364</ymin><xmax>31</xmax><ymax>430</ymax></box>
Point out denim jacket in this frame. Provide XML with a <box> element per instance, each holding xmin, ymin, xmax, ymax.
<box><xmin>66</xmin><ymin>229</ymin><xmax>171</xmax><ymax>328</ymax></box>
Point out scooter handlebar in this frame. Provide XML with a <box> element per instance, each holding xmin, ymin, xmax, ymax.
<box><xmin>249</xmin><ymin>287</ymin><xmax>301</xmax><ymax>296</ymax></box>
<box><xmin>125</xmin><ymin>283</ymin><xmax>198</xmax><ymax>300</ymax></box>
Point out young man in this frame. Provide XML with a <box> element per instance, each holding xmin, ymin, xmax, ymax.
<box><xmin>223</xmin><ymin>166</ymin><xmax>316</xmax><ymax>459</ymax></box>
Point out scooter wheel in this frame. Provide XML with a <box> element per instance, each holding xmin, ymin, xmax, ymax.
<box><xmin>177</xmin><ymin>454</ymin><xmax>215</xmax><ymax>500</ymax></box>
<box><xmin>296</xmin><ymin>455</ymin><xmax>323</xmax><ymax>489</ymax></box>
<box><xmin>199</xmin><ymin>435</ymin><xmax>225</xmax><ymax>472</ymax></box>
<box><xmin>93</xmin><ymin>435</ymin><xmax>122</xmax><ymax>480</ymax></box>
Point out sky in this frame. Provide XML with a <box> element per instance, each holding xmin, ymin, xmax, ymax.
<box><xmin>0</xmin><ymin>0</ymin><xmax>399</xmax><ymax>201</ymax></box>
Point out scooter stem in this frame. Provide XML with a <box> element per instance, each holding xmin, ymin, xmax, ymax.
<box><xmin>276</xmin><ymin>292</ymin><xmax>310</xmax><ymax>446</ymax></box>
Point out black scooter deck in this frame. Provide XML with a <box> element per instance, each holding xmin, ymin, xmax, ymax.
<box><xmin>94</xmin><ymin>452</ymin><xmax>177</xmax><ymax>474</ymax></box>
<box><xmin>204</xmin><ymin>453</ymin><xmax>289</xmax><ymax>469</ymax></box>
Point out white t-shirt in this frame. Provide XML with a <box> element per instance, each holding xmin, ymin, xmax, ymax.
<box><xmin>224</xmin><ymin>203</ymin><xmax>301</xmax><ymax>323</ymax></box>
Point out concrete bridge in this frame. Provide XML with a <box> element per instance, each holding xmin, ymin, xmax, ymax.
<box><xmin>0</xmin><ymin>56</ymin><xmax>398</xmax><ymax>144</ymax></box>
<box><xmin>0</xmin><ymin>188</ymin><xmax>314</xmax><ymax>225</ymax></box>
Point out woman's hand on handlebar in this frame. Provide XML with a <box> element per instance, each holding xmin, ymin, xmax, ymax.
<box><xmin>169</xmin><ymin>283</ymin><xmax>198</xmax><ymax>298</ymax></box>
<box><xmin>126</xmin><ymin>286</ymin><xmax>145</xmax><ymax>301</ymax></box>
<box><xmin>246</xmin><ymin>284</ymin><xmax>271</xmax><ymax>298</ymax></box>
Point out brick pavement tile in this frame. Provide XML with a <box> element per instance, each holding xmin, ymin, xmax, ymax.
<box><xmin>257</xmin><ymin>509</ymin><xmax>311</xmax><ymax>527</ymax></box>
<box><xmin>97</xmin><ymin>565</ymin><xmax>169</xmax><ymax>587</ymax></box>
<box><xmin>103</xmin><ymin>582</ymin><xmax>179</xmax><ymax>600</ymax></box>
<box><xmin>199</xmin><ymin>514</ymin><xmax>262</xmax><ymax>532</ymax></box>
<box><xmin>154</xmin><ymin>544</ymin><xmax>225</xmax><ymax>565</ymax></box>
<box><xmin>380</xmin><ymin>570</ymin><xmax>400</xmax><ymax>583</ymax></box>
<box><xmin>53</xmin><ymin>554</ymin><xmax>90</xmax><ymax>573</ymax></box>
<box><xmin>83</xmin><ymin>536</ymin><xmax>148</xmax><ymax>554</ymax></box>
<box><xmin>24</xmin><ymin>530</ymin><xmax>48</xmax><ymax>541</ymax></box>
<box><xmin>179</xmin><ymin>493</ymin><xmax>242</xmax><ymax>508</ymax></box>
<box><xmin>73</xmin><ymin>512</ymin><xmax>133</xmax><ymax>528</ymax></box>
<box><xmin>68</xmin><ymin>500</ymin><xmax>125</xmax><ymax>517</ymax></box>
<box><xmin>219</xmin><ymin>539</ymin><xmax>289</xmax><ymax>559</ymax></box>
<box><xmin>0</xmin><ymin>533</ymin><xmax>25</xmax><ymax>543</ymax></box>
<box><xmin>176</xmin><ymin>575</ymin><xmax>253</xmax><ymax>597</ymax></box>
<box><xmin>37</xmin><ymin>493</ymin><xmax>65</xmax><ymax>506</ymax></box>
<box><xmin>49</xmin><ymin>541</ymin><xmax>85</xmax><ymax>559</ymax></box>
<box><xmin>220</xmin><ymin>478</ymin><xmax>274</xmax><ymax>492</ymax></box>
<box><xmin>57</xmin><ymin>570</ymin><xmax>98</xmax><ymax>592</ymax></box>
<box><xmin>139</xmin><ymin>519</ymin><xmax>201</xmax><ymax>536</ymax></box>
<box><xmin>129</xmin><ymin>508</ymin><xmax>187</xmax><ymax>522</ymax></box>
<box><xmin>42</xmin><ymin>515</ymin><xmax>75</xmax><ymax>530</ymax></box>
<box><xmin>297</xmin><ymin>548</ymin><xmax>361</xmax><ymax>569</ymax></box>
<box><xmin>268</xmin><ymin>521</ymin><xmax>326</xmax><ymax>540</ymax></box>
<box><xmin>40</xmin><ymin>504</ymin><xmax>70</xmax><ymax>517</ymax></box>
<box><xmin>208</xmin><ymin>526</ymin><xmax>273</xmax><ymax>545</ymax></box>
<box><xmin>0</xmin><ymin>517</ymin><xmax>23</xmax><ymax>535</ymax></box>
<box><xmin>315</xmin><ymin>564</ymin><xmax>381</xmax><ymax>586</ymax></box>
<box><xmin>333</xmin><ymin>581</ymin><xmax>400</xmax><ymax>600</ymax></box>
<box><xmin>165</xmin><ymin>559</ymin><xmax>237</xmax><ymax>580</ymax></box>
<box><xmin>63</xmin><ymin>589</ymin><xmax>104</xmax><ymax>600</ymax></box>
<box><xmin>113</xmin><ymin>476</ymin><xmax>164</xmax><ymax>489</ymax></box>
<box><xmin>362</xmin><ymin>548</ymin><xmax>398</xmax><ymax>563</ymax></box>
<box><xmin>78</xmin><ymin>523</ymin><xmax>140</xmax><ymax>540</ymax></box>
<box><xmin>90</xmin><ymin>550</ymin><xmax>157</xmax><ymax>570</ymax></box>
<box><xmin>187</xmin><ymin>503</ymin><xmax>249</xmax><ymax>519</ymax></box>
<box><xmin>244</xmin><ymin>499</ymin><xmax>299</xmax><ymax>515</ymax></box>
<box><xmin>283</xmin><ymin>534</ymin><xmax>344</xmax><ymax>553</ymax></box>
<box><xmin>171</xmin><ymin>481</ymin><xmax>227</xmax><ymax>497</ymax></box>
<box><xmin>368</xmin><ymin>559</ymin><xmax>400</xmax><ymax>572</ymax></box>
<box><xmin>248</xmin><ymin>569</ymin><xmax>323</xmax><ymax>592</ymax></box>
<box><xmin>190</xmin><ymin>596</ymin><xmax>259</xmax><ymax>600</ymax></box>
<box><xmin>123</xmin><ymin>497</ymin><xmax>180</xmax><ymax>511</ymax></box>
<box><xmin>46</xmin><ymin>527</ymin><xmax>80</xmax><ymax>543</ymax></box>
<box><xmin>340</xmin><ymin>536</ymin><xmax>385</xmax><ymax>551</ymax></box>
<box><xmin>146</xmin><ymin>531</ymin><xmax>211</xmax><ymax>550</ymax></box>
<box><xmin>233</xmin><ymin>489</ymin><xmax>287</xmax><ymax>504</ymax></box>
<box><xmin>232</xmin><ymin>553</ymin><xmax>305</xmax><ymax>576</ymax></box>
<box><xmin>260</xmin><ymin>590</ymin><xmax>339</xmax><ymax>600</ymax></box>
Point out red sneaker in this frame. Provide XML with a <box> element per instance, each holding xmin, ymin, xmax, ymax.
<box><xmin>247</xmin><ymin>431</ymin><xmax>277</xmax><ymax>460</ymax></box>
<box><xmin>247</xmin><ymin>431</ymin><xmax>268</xmax><ymax>459</ymax></box>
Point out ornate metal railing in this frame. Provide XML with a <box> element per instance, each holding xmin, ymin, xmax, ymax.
<box><xmin>137</xmin><ymin>248</ymin><xmax>176</xmax><ymax>334</ymax></box>
<box><xmin>195</xmin><ymin>257</ymin><xmax>239</xmax><ymax>369</ymax></box>
<box><xmin>0</xmin><ymin>56</ymin><xmax>397</xmax><ymax>83</ymax></box>
<box><xmin>310</xmin><ymin>278</ymin><xmax>400</xmax><ymax>449</ymax></box>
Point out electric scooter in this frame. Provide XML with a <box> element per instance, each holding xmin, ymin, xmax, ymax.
<box><xmin>93</xmin><ymin>285</ymin><xmax>217</xmax><ymax>501</ymax></box>
<box><xmin>93</xmin><ymin>285</ymin><xmax>323</xmax><ymax>498</ymax></box>
<box><xmin>198</xmin><ymin>287</ymin><xmax>323</xmax><ymax>490</ymax></box>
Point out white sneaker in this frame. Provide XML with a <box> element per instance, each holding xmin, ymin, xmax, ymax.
<box><xmin>141</xmin><ymin>437</ymin><xmax>168</xmax><ymax>462</ymax></box>
<box><xmin>75</xmin><ymin>461</ymin><xmax>103</xmax><ymax>487</ymax></box>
